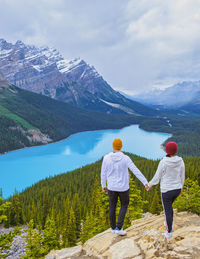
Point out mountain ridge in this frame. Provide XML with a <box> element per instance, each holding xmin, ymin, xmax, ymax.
<box><xmin>0</xmin><ymin>38</ymin><xmax>157</xmax><ymax>116</ymax></box>
<box><xmin>131</xmin><ymin>80</ymin><xmax>200</xmax><ymax>110</ymax></box>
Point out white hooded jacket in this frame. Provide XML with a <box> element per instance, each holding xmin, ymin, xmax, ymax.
<box><xmin>149</xmin><ymin>156</ymin><xmax>185</xmax><ymax>193</ymax></box>
<box><xmin>101</xmin><ymin>151</ymin><xmax>148</xmax><ymax>192</ymax></box>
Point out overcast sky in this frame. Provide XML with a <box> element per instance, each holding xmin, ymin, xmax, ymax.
<box><xmin>1</xmin><ymin>0</ymin><xmax>200</xmax><ymax>94</ymax></box>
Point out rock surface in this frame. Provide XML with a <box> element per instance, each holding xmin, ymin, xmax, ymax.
<box><xmin>0</xmin><ymin>71</ymin><xmax>10</xmax><ymax>88</ymax></box>
<box><xmin>0</xmin><ymin>227</ymin><xmax>27</xmax><ymax>259</ymax></box>
<box><xmin>45</xmin><ymin>245</ymin><xmax>82</xmax><ymax>259</ymax></box>
<box><xmin>6</xmin><ymin>235</ymin><xmax>26</xmax><ymax>259</ymax></box>
<box><xmin>46</xmin><ymin>211</ymin><xmax>200</xmax><ymax>259</ymax></box>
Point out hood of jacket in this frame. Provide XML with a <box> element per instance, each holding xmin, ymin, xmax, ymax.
<box><xmin>162</xmin><ymin>155</ymin><xmax>183</xmax><ymax>168</ymax></box>
<box><xmin>110</xmin><ymin>151</ymin><xmax>124</xmax><ymax>162</ymax></box>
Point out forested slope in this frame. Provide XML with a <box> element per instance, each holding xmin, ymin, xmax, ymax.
<box><xmin>140</xmin><ymin>116</ymin><xmax>200</xmax><ymax>156</ymax></box>
<box><xmin>0</xmin><ymin>84</ymin><xmax>141</xmax><ymax>154</ymax></box>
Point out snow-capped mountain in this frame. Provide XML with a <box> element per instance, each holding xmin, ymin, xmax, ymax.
<box><xmin>132</xmin><ymin>81</ymin><xmax>200</xmax><ymax>108</ymax></box>
<box><xmin>0</xmin><ymin>38</ymin><xmax>157</xmax><ymax>116</ymax></box>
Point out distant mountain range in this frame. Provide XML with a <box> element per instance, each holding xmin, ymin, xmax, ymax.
<box><xmin>128</xmin><ymin>81</ymin><xmax>200</xmax><ymax>115</ymax></box>
<box><xmin>0</xmin><ymin>38</ymin><xmax>156</xmax><ymax>116</ymax></box>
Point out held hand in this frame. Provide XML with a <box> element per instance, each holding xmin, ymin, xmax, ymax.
<box><xmin>102</xmin><ymin>187</ymin><xmax>108</xmax><ymax>194</ymax></box>
<box><xmin>145</xmin><ymin>184</ymin><xmax>152</xmax><ymax>191</ymax></box>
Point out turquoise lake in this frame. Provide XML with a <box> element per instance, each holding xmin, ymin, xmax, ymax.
<box><xmin>0</xmin><ymin>125</ymin><xmax>170</xmax><ymax>198</ymax></box>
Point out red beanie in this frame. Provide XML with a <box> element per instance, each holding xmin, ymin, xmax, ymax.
<box><xmin>166</xmin><ymin>142</ymin><xmax>177</xmax><ymax>155</ymax></box>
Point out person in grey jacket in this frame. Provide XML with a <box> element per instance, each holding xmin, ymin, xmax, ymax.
<box><xmin>148</xmin><ymin>141</ymin><xmax>185</xmax><ymax>239</ymax></box>
<box><xmin>101</xmin><ymin>138</ymin><xmax>149</xmax><ymax>235</ymax></box>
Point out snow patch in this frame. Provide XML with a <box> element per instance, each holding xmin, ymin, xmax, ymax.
<box><xmin>166</xmin><ymin>120</ymin><xmax>172</xmax><ymax>127</ymax></box>
<box><xmin>100</xmin><ymin>99</ymin><xmax>139</xmax><ymax>115</ymax></box>
<box><xmin>32</xmin><ymin>65</ymin><xmax>42</xmax><ymax>72</ymax></box>
<box><xmin>57</xmin><ymin>58</ymin><xmax>83</xmax><ymax>73</ymax></box>
<box><xmin>0</xmin><ymin>49</ymin><xmax>12</xmax><ymax>56</ymax></box>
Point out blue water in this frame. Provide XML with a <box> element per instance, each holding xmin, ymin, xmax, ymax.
<box><xmin>0</xmin><ymin>125</ymin><xmax>170</xmax><ymax>198</ymax></box>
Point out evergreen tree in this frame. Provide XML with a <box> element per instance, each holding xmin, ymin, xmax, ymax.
<box><xmin>81</xmin><ymin>178</ymin><xmax>110</xmax><ymax>243</ymax></box>
<box><xmin>99</xmin><ymin>187</ymin><xmax>110</xmax><ymax>230</ymax></box>
<box><xmin>0</xmin><ymin>197</ymin><xmax>11</xmax><ymax>224</ymax></box>
<box><xmin>71</xmin><ymin>193</ymin><xmax>81</xmax><ymax>238</ymax></box>
<box><xmin>61</xmin><ymin>198</ymin><xmax>71</xmax><ymax>247</ymax></box>
<box><xmin>0</xmin><ymin>189</ymin><xmax>2</xmax><ymax>203</ymax></box>
<box><xmin>124</xmin><ymin>176</ymin><xmax>147</xmax><ymax>228</ymax></box>
<box><xmin>43</xmin><ymin>216</ymin><xmax>60</xmax><ymax>254</ymax></box>
<box><xmin>5</xmin><ymin>191</ymin><xmax>23</xmax><ymax>227</ymax></box>
<box><xmin>174</xmin><ymin>178</ymin><xmax>200</xmax><ymax>214</ymax></box>
<box><xmin>20</xmin><ymin>220</ymin><xmax>45</xmax><ymax>259</ymax></box>
<box><xmin>40</xmin><ymin>191</ymin><xmax>50</xmax><ymax>228</ymax></box>
<box><xmin>80</xmin><ymin>211</ymin><xmax>95</xmax><ymax>244</ymax></box>
<box><xmin>65</xmin><ymin>207</ymin><xmax>77</xmax><ymax>247</ymax></box>
<box><xmin>149</xmin><ymin>188</ymin><xmax>162</xmax><ymax>215</ymax></box>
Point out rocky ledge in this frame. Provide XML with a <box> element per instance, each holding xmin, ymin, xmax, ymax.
<box><xmin>46</xmin><ymin>211</ymin><xmax>200</xmax><ymax>259</ymax></box>
<box><xmin>0</xmin><ymin>227</ymin><xmax>27</xmax><ymax>258</ymax></box>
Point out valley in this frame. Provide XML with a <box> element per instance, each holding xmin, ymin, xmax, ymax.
<box><xmin>0</xmin><ymin>38</ymin><xmax>200</xmax><ymax>259</ymax></box>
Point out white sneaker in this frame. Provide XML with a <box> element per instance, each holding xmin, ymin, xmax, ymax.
<box><xmin>115</xmin><ymin>228</ymin><xmax>127</xmax><ymax>236</ymax></box>
<box><xmin>164</xmin><ymin>221</ymin><xmax>173</xmax><ymax>232</ymax></box>
<box><xmin>163</xmin><ymin>230</ymin><xmax>172</xmax><ymax>239</ymax></box>
<box><xmin>111</xmin><ymin>228</ymin><xmax>116</xmax><ymax>233</ymax></box>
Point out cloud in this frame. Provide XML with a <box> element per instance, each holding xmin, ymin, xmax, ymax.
<box><xmin>1</xmin><ymin>0</ymin><xmax>200</xmax><ymax>94</ymax></box>
<box><xmin>126</xmin><ymin>0</ymin><xmax>200</xmax><ymax>55</ymax></box>
<box><xmin>123</xmin><ymin>0</ymin><xmax>200</xmax><ymax>91</ymax></box>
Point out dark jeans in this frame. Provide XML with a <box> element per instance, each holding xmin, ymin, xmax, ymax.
<box><xmin>108</xmin><ymin>189</ymin><xmax>129</xmax><ymax>230</ymax></box>
<box><xmin>161</xmin><ymin>189</ymin><xmax>181</xmax><ymax>233</ymax></box>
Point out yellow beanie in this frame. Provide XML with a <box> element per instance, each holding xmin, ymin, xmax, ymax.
<box><xmin>113</xmin><ymin>138</ymin><xmax>122</xmax><ymax>150</ymax></box>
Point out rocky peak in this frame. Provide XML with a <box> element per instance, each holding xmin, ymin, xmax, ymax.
<box><xmin>0</xmin><ymin>38</ymin><xmax>13</xmax><ymax>50</ymax></box>
<box><xmin>57</xmin><ymin>57</ymin><xmax>101</xmax><ymax>80</ymax></box>
<box><xmin>15</xmin><ymin>40</ymin><xmax>26</xmax><ymax>47</ymax></box>
<box><xmin>46</xmin><ymin>211</ymin><xmax>200</xmax><ymax>259</ymax></box>
<box><xmin>0</xmin><ymin>38</ymin><xmax>155</xmax><ymax>115</ymax></box>
<box><xmin>0</xmin><ymin>38</ymin><xmax>113</xmax><ymax>109</ymax></box>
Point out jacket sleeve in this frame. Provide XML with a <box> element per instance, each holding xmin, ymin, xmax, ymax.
<box><xmin>149</xmin><ymin>160</ymin><xmax>164</xmax><ymax>187</ymax></box>
<box><xmin>127</xmin><ymin>157</ymin><xmax>148</xmax><ymax>186</ymax></box>
<box><xmin>101</xmin><ymin>157</ymin><xmax>107</xmax><ymax>188</ymax></box>
<box><xmin>180</xmin><ymin>160</ymin><xmax>185</xmax><ymax>188</ymax></box>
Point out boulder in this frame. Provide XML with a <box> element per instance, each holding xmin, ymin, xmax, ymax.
<box><xmin>103</xmin><ymin>238</ymin><xmax>141</xmax><ymax>259</ymax></box>
<box><xmin>45</xmin><ymin>245</ymin><xmax>82</xmax><ymax>259</ymax></box>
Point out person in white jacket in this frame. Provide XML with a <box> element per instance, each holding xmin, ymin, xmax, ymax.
<box><xmin>148</xmin><ymin>141</ymin><xmax>185</xmax><ymax>239</ymax></box>
<box><xmin>101</xmin><ymin>138</ymin><xmax>149</xmax><ymax>235</ymax></box>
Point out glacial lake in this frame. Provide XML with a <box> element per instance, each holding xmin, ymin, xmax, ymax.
<box><xmin>0</xmin><ymin>125</ymin><xmax>170</xmax><ymax>198</ymax></box>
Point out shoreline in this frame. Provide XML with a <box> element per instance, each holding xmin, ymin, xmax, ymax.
<box><xmin>0</xmin><ymin>123</ymin><xmax>172</xmax><ymax>156</ymax></box>
<box><xmin>0</xmin><ymin>124</ymin><xmax>133</xmax><ymax>156</ymax></box>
